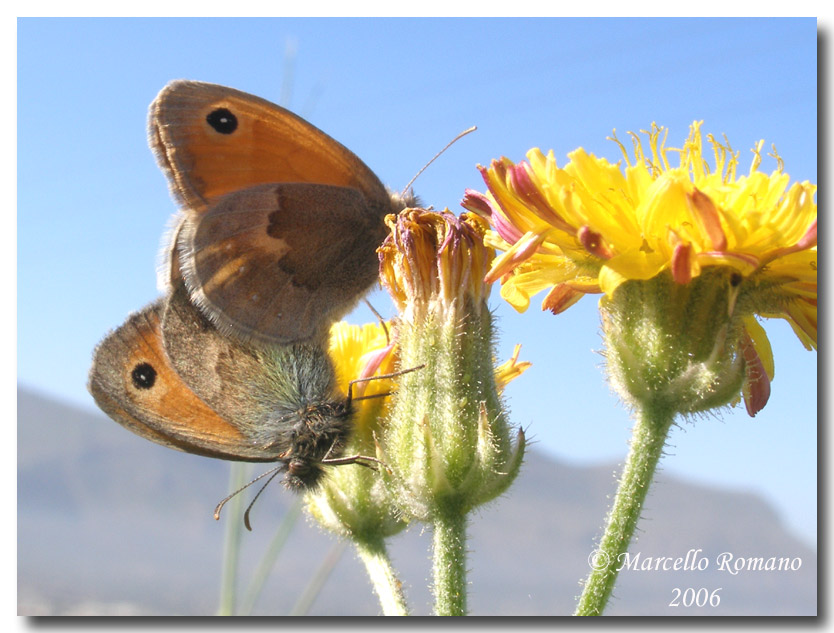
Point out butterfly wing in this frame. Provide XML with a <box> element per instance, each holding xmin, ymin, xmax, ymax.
<box><xmin>149</xmin><ymin>79</ymin><xmax>394</xmax><ymax>215</ymax></box>
<box><xmin>178</xmin><ymin>182</ymin><xmax>388</xmax><ymax>343</ymax></box>
<box><xmin>88</xmin><ymin>299</ymin><xmax>278</xmax><ymax>462</ymax></box>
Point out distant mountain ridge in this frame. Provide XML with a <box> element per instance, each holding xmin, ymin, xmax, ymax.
<box><xmin>17</xmin><ymin>386</ymin><xmax>816</xmax><ymax>616</ymax></box>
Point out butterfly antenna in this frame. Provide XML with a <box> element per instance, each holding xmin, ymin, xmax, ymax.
<box><xmin>362</xmin><ymin>298</ymin><xmax>390</xmax><ymax>345</ymax></box>
<box><xmin>242</xmin><ymin>469</ymin><xmax>283</xmax><ymax>531</ymax></box>
<box><xmin>214</xmin><ymin>465</ymin><xmax>282</xmax><ymax>523</ymax></box>
<box><xmin>401</xmin><ymin>126</ymin><xmax>477</xmax><ymax>198</ymax></box>
<box><xmin>347</xmin><ymin>364</ymin><xmax>426</xmax><ymax>404</ymax></box>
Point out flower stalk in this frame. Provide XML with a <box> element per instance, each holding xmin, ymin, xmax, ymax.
<box><xmin>575</xmin><ymin>402</ymin><xmax>674</xmax><ymax>616</ymax></box>
<box><xmin>575</xmin><ymin>406</ymin><xmax>673</xmax><ymax>615</ymax></box>
<box><xmin>432</xmin><ymin>510</ymin><xmax>468</xmax><ymax>616</ymax></box>
<box><xmin>354</xmin><ymin>536</ymin><xmax>409</xmax><ymax>616</ymax></box>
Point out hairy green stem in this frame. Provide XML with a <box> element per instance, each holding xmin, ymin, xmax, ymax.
<box><xmin>575</xmin><ymin>407</ymin><xmax>674</xmax><ymax>616</ymax></box>
<box><xmin>432</xmin><ymin>510</ymin><xmax>468</xmax><ymax>616</ymax></box>
<box><xmin>355</xmin><ymin>537</ymin><xmax>410</xmax><ymax>616</ymax></box>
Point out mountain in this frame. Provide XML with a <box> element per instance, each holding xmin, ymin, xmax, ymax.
<box><xmin>18</xmin><ymin>387</ymin><xmax>816</xmax><ymax>616</ymax></box>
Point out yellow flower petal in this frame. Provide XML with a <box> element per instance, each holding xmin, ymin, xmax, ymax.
<box><xmin>470</xmin><ymin>122</ymin><xmax>816</xmax><ymax>352</ymax></box>
<box><xmin>742</xmin><ymin>316</ymin><xmax>774</xmax><ymax>380</ymax></box>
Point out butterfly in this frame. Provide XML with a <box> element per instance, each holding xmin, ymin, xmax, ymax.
<box><xmin>90</xmin><ymin>81</ymin><xmax>411</xmax><ymax>498</ymax></box>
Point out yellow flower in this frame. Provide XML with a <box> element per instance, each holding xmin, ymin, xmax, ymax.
<box><xmin>464</xmin><ymin>122</ymin><xmax>816</xmax><ymax>416</ymax></box>
<box><xmin>328</xmin><ymin>320</ymin><xmax>397</xmax><ymax>430</ymax></box>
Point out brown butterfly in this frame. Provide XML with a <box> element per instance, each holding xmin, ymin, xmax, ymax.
<box><xmin>90</xmin><ymin>81</ymin><xmax>411</xmax><ymax>501</ymax></box>
<box><xmin>150</xmin><ymin>79</ymin><xmax>413</xmax><ymax>344</ymax></box>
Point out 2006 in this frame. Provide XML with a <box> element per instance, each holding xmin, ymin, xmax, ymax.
<box><xmin>669</xmin><ymin>587</ymin><xmax>722</xmax><ymax>607</ymax></box>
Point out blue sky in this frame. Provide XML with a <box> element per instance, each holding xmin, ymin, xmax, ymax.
<box><xmin>17</xmin><ymin>18</ymin><xmax>818</xmax><ymax>546</ymax></box>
